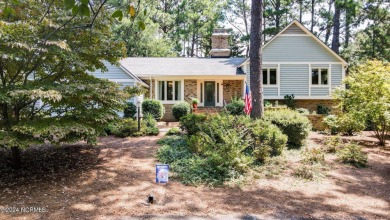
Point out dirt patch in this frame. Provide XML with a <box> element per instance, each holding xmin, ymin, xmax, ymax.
<box><xmin>0</xmin><ymin>132</ymin><xmax>389</xmax><ymax>219</ymax></box>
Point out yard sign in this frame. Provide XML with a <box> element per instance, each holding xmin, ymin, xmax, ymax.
<box><xmin>156</xmin><ymin>164</ymin><xmax>169</xmax><ymax>183</ymax></box>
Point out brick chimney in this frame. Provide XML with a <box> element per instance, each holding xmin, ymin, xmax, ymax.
<box><xmin>210</xmin><ymin>28</ymin><xmax>230</xmax><ymax>58</ymax></box>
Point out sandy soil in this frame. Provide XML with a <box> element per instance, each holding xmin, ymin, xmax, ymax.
<box><xmin>0</xmin><ymin>132</ymin><xmax>389</xmax><ymax>219</ymax></box>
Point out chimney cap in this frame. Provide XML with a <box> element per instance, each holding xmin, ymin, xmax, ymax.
<box><xmin>213</xmin><ymin>28</ymin><xmax>229</xmax><ymax>34</ymax></box>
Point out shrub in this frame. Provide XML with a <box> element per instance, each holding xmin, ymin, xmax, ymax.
<box><xmin>265</xmin><ymin>109</ymin><xmax>312</xmax><ymax>147</ymax></box>
<box><xmin>302</xmin><ymin>147</ymin><xmax>325</xmax><ymax>164</ymax></box>
<box><xmin>123</xmin><ymin>102</ymin><xmax>137</xmax><ymax>118</ymax></box>
<box><xmin>225</xmin><ymin>98</ymin><xmax>245</xmax><ymax>115</ymax></box>
<box><xmin>111</xmin><ymin>118</ymin><xmax>140</xmax><ymax>138</ymax></box>
<box><xmin>166</xmin><ymin>127</ymin><xmax>181</xmax><ymax>136</ymax></box>
<box><xmin>293</xmin><ymin>164</ymin><xmax>324</xmax><ymax>180</ymax></box>
<box><xmin>337</xmin><ymin>113</ymin><xmax>365</xmax><ymax>135</ymax></box>
<box><xmin>145</xmin><ymin>127</ymin><xmax>159</xmax><ymax>136</ymax></box>
<box><xmin>323</xmin><ymin>115</ymin><xmax>339</xmax><ymax>135</ymax></box>
<box><xmin>296</xmin><ymin>108</ymin><xmax>309</xmax><ymax>115</ymax></box>
<box><xmin>337</xmin><ymin>143</ymin><xmax>368</xmax><ymax>167</ymax></box>
<box><xmin>180</xmin><ymin>113</ymin><xmax>208</xmax><ymax>135</ymax></box>
<box><xmin>142</xmin><ymin>99</ymin><xmax>165</xmax><ymax>121</ymax></box>
<box><xmin>284</xmin><ymin>94</ymin><xmax>296</xmax><ymax>109</ymax></box>
<box><xmin>143</xmin><ymin>113</ymin><xmax>157</xmax><ymax>128</ymax></box>
<box><xmin>264</xmin><ymin>100</ymin><xmax>272</xmax><ymax>107</ymax></box>
<box><xmin>323</xmin><ymin>135</ymin><xmax>343</xmax><ymax>153</ymax></box>
<box><xmin>317</xmin><ymin>104</ymin><xmax>331</xmax><ymax>115</ymax></box>
<box><xmin>172</xmin><ymin>102</ymin><xmax>191</xmax><ymax>120</ymax></box>
<box><xmin>248</xmin><ymin>120</ymin><xmax>287</xmax><ymax>162</ymax></box>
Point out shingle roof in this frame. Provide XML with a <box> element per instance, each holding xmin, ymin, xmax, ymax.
<box><xmin>119</xmin><ymin>57</ymin><xmax>246</xmax><ymax>77</ymax></box>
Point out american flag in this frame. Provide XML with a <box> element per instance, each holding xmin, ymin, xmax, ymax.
<box><xmin>244</xmin><ymin>82</ymin><xmax>252</xmax><ymax>115</ymax></box>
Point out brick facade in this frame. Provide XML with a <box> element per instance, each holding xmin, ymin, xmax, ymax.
<box><xmin>269</xmin><ymin>99</ymin><xmax>338</xmax><ymax>114</ymax></box>
<box><xmin>223</xmin><ymin>80</ymin><xmax>243</xmax><ymax>103</ymax></box>
<box><xmin>161</xmin><ymin>104</ymin><xmax>176</xmax><ymax>122</ymax></box>
<box><xmin>184</xmin><ymin>80</ymin><xmax>197</xmax><ymax>102</ymax></box>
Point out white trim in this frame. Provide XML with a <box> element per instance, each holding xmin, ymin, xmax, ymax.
<box><xmin>138</xmin><ymin>75</ymin><xmax>245</xmax><ymax>80</ymax></box>
<box><xmin>328</xmin><ymin>64</ymin><xmax>332</xmax><ymax>96</ymax></box>
<box><xmin>277</xmin><ymin>64</ymin><xmax>280</xmax><ymax>96</ymax></box>
<box><xmin>154</xmin><ymin>79</ymin><xmax>185</xmax><ymax>103</ymax></box>
<box><xmin>196</xmin><ymin>79</ymin><xmax>224</xmax><ymax>107</ymax></box>
<box><xmin>310</xmin><ymin>67</ymin><xmax>330</xmax><ymax>87</ymax></box>
<box><xmin>118</xmin><ymin>65</ymin><xmax>149</xmax><ymax>88</ymax></box>
<box><xmin>308</xmin><ymin>64</ymin><xmax>311</xmax><ymax>96</ymax></box>
<box><xmin>263</xmin><ymin>62</ymin><xmax>344</xmax><ymax>64</ymax></box>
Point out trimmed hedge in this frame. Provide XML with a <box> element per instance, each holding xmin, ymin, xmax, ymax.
<box><xmin>225</xmin><ymin>99</ymin><xmax>245</xmax><ymax>115</ymax></box>
<box><xmin>142</xmin><ymin>99</ymin><xmax>165</xmax><ymax>121</ymax></box>
<box><xmin>124</xmin><ymin>102</ymin><xmax>137</xmax><ymax>118</ymax></box>
<box><xmin>265</xmin><ymin>109</ymin><xmax>312</xmax><ymax>147</ymax></box>
<box><xmin>172</xmin><ymin>101</ymin><xmax>191</xmax><ymax>120</ymax></box>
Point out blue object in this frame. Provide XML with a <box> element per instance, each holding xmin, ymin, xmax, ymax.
<box><xmin>156</xmin><ymin>164</ymin><xmax>169</xmax><ymax>183</ymax></box>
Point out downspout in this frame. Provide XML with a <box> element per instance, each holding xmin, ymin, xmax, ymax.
<box><xmin>149</xmin><ymin>77</ymin><xmax>152</xmax><ymax>99</ymax></box>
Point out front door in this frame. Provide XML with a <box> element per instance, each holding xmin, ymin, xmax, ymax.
<box><xmin>204</xmin><ymin>81</ymin><xmax>215</xmax><ymax>106</ymax></box>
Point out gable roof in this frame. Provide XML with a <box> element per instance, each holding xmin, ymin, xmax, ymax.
<box><xmin>119</xmin><ymin>57</ymin><xmax>246</xmax><ymax>77</ymax></box>
<box><xmin>239</xmin><ymin>20</ymin><xmax>348</xmax><ymax>67</ymax></box>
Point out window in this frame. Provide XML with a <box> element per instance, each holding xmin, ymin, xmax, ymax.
<box><xmin>262</xmin><ymin>68</ymin><xmax>277</xmax><ymax>85</ymax></box>
<box><xmin>158</xmin><ymin>80</ymin><xmax>182</xmax><ymax>101</ymax></box>
<box><xmin>311</xmin><ymin>68</ymin><xmax>328</xmax><ymax>85</ymax></box>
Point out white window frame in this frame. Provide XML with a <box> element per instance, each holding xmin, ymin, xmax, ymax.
<box><xmin>311</xmin><ymin>67</ymin><xmax>330</xmax><ymax>87</ymax></box>
<box><xmin>262</xmin><ymin>68</ymin><xmax>279</xmax><ymax>87</ymax></box>
<box><xmin>155</xmin><ymin>79</ymin><xmax>184</xmax><ymax>104</ymax></box>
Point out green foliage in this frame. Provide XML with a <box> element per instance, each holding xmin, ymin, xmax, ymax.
<box><xmin>323</xmin><ymin>115</ymin><xmax>340</xmax><ymax>135</ymax></box>
<box><xmin>180</xmin><ymin>114</ymin><xmax>208</xmax><ymax>135</ymax></box>
<box><xmin>110</xmin><ymin>118</ymin><xmax>140</xmax><ymax>138</ymax></box>
<box><xmin>264</xmin><ymin>100</ymin><xmax>272</xmax><ymax>107</ymax></box>
<box><xmin>334</xmin><ymin>60</ymin><xmax>390</xmax><ymax>145</ymax></box>
<box><xmin>172</xmin><ymin>102</ymin><xmax>191</xmax><ymax>120</ymax></box>
<box><xmin>145</xmin><ymin>127</ymin><xmax>159</xmax><ymax>136</ymax></box>
<box><xmin>296</xmin><ymin>108</ymin><xmax>310</xmax><ymax>116</ymax></box>
<box><xmin>166</xmin><ymin>127</ymin><xmax>181</xmax><ymax>136</ymax></box>
<box><xmin>248</xmin><ymin>120</ymin><xmax>288</xmax><ymax>162</ymax></box>
<box><xmin>283</xmin><ymin>94</ymin><xmax>296</xmax><ymax>109</ymax></box>
<box><xmin>265</xmin><ymin>109</ymin><xmax>312</xmax><ymax>147</ymax></box>
<box><xmin>323</xmin><ymin>136</ymin><xmax>344</xmax><ymax>153</ymax></box>
<box><xmin>302</xmin><ymin>148</ymin><xmax>325</xmax><ymax>164</ymax></box>
<box><xmin>158</xmin><ymin>114</ymin><xmax>288</xmax><ymax>185</ymax></box>
<box><xmin>192</xmin><ymin>98</ymin><xmax>199</xmax><ymax>104</ymax></box>
<box><xmin>225</xmin><ymin>98</ymin><xmax>245</xmax><ymax>115</ymax></box>
<box><xmin>143</xmin><ymin>113</ymin><xmax>157</xmax><ymax>128</ymax></box>
<box><xmin>124</xmin><ymin>102</ymin><xmax>137</xmax><ymax>118</ymax></box>
<box><xmin>337</xmin><ymin>113</ymin><xmax>366</xmax><ymax>135</ymax></box>
<box><xmin>317</xmin><ymin>104</ymin><xmax>331</xmax><ymax>115</ymax></box>
<box><xmin>142</xmin><ymin>99</ymin><xmax>165</xmax><ymax>121</ymax></box>
<box><xmin>337</xmin><ymin>143</ymin><xmax>368</xmax><ymax>167</ymax></box>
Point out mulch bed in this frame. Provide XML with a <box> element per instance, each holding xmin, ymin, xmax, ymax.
<box><xmin>0</xmin><ymin>132</ymin><xmax>389</xmax><ymax>219</ymax></box>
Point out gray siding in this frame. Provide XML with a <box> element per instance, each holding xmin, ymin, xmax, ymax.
<box><xmin>263</xmin><ymin>36</ymin><xmax>340</xmax><ymax>62</ymax></box>
<box><xmin>280</xmin><ymin>64</ymin><xmax>309</xmax><ymax>96</ymax></box>
<box><xmin>264</xmin><ymin>87</ymin><xmax>278</xmax><ymax>96</ymax></box>
<box><xmin>311</xmin><ymin>87</ymin><xmax>329</xmax><ymax>96</ymax></box>
<box><xmin>331</xmin><ymin>64</ymin><xmax>343</xmax><ymax>90</ymax></box>
<box><xmin>281</xmin><ymin>24</ymin><xmax>306</xmax><ymax>35</ymax></box>
<box><xmin>90</xmin><ymin>60</ymin><xmax>135</xmax><ymax>80</ymax></box>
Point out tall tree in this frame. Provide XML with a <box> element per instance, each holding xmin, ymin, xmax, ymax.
<box><xmin>331</xmin><ymin>0</ymin><xmax>341</xmax><ymax>53</ymax></box>
<box><xmin>250</xmin><ymin>0</ymin><xmax>264</xmax><ymax>119</ymax></box>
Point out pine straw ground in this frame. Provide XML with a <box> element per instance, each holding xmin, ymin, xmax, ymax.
<box><xmin>0</xmin><ymin>132</ymin><xmax>389</xmax><ymax>220</ymax></box>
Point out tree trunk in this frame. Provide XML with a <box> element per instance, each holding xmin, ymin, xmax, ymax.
<box><xmin>243</xmin><ymin>0</ymin><xmax>250</xmax><ymax>57</ymax></box>
<box><xmin>310</xmin><ymin>0</ymin><xmax>315</xmax><ymax>32</ymax></box>
<box><xmin>324</xmin><ymin>1</ymin><xmax>333</xmax><ymax>45</ymax></box>
<box><xmin>250</xmin><ymin>0</ymin><xmax>264</xmax><ymax>119</ymax></box>
<box><xmin>11</xmin><ymin>146</ymin><xmax>22</xmax><ymax>169</ymax></box>
<box><xmin>331</xmin><ymin>1</ymin><xmax>341</xmax><ymax>54</ymax></box>
<box><xmin>344</xmin><ymin>9</ymin><xmax>350</xmax><ymax>48</ymax></box>
<box><xmin>275</xmin><ymin>1</ymin><xmax>281</xmax><ymax>31</ymax></box>
<box><xmin>299</xmin><ymin>0</ymin><xmax>303</xmax><ymax>23</ymax></box>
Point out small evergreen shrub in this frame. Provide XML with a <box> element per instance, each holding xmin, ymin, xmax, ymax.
<box><xmin>284</xmin><ymin>94</ymin><xmax>296</xmax><ymax>109</ymax></box>
<box><xmin>323</xmin><ymin>135</ymin><xmax>343</xmax><ymax>153</ymax></box>
<box><xmin>323</xmin><ymin>115</ymin><xmax>339</xmax><ymax>135</ymax></box>
<box><xmin>111</xmin><ymin>118</ymin><xmax>140</xmax><ymax>138</ymax></box>
<box><xmin>265</xmin><ymin>109</ymin><xmax>312</xmax><ymax>147</ymax></box>
<box><xmin>317</xmin><ymin>104</ymin><xmax>331</xmax><ymax>115</ymax></box>
<box><xmin>264</xmin><ymin>100</ymin><xmax>272</xmax><ymax>107</ymax></box>
<box><xmin>337</xmin><ymin>143</ymin><xmax>368</xmax><ymax>167</ymax></box>
<box><xmin>166</xmin><ymin>127</ymin><xmax>181</xmax><ymax>136</ymax></box>
<box><xmin>337</xmin><ymin>113</ymin><xmax>365</xmax><ymax>135</ymax></box>
<box><xmin>302</xmin><ymin>147</ymin><xmax>325</xmax><ymax>164</ymax></box>
<box><xmin>146</xmin><ymin>127</ymin><xmax>159</xmax><ymax>136</ymax></box>
<box><xmin>124</xmin><ymin>102</ymin><xmax>137</xmax><ymax>118</ymax></box>
<box><xmin>142</xmin><ymin>99</ymin><xmax>165</xmax><ymax>121</ymax></box>
<box><xmin>225</xmin><ymin>98</ymin><xmax>245</xmax><ymax>115</ymax></box>
<box><xmin>172</xmin><ymin>101</ymin><xmax>191</xmax><ymax>120</ymax></box>
<box><xmin>249</xmin><ymin>120</ymin><xmax>287</xmax><ymax>162</ymax></box>
<box><xmin>180</xmin><ymin>113</ymin><xmax>208</xmax><ymax>135</ymax></box>
<box><xmin>143</xmin><ymin>113</ymin><xmax>157</xmax><ymax>128</ymax></box>
<box><xmin>296</xmin><ymin>108</ymin><xmax>310</xmax><ymax>115</ymax></box>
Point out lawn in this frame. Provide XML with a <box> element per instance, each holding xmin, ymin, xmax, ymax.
<box><xmin>0</xmin><ymin>132</ymin><xmax>389</xmax><ymax>219</ymax></box>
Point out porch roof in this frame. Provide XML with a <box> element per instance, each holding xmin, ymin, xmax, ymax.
<box><xmin>119</xmin><ymin>57</ymin><xmax>246</xmax><ymax>77</ymax></box>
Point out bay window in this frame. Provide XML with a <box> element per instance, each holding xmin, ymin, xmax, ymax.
<box><xmin>158</xmin><ymin>80</ymin><xmax>182</xmax><ymax>101</ymax></box>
